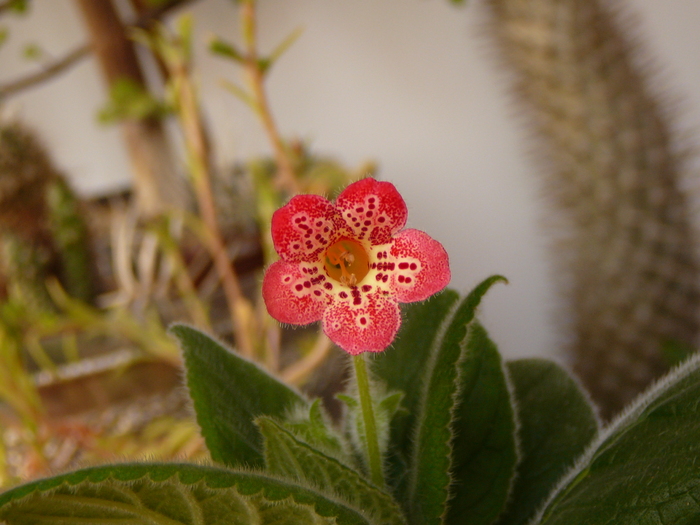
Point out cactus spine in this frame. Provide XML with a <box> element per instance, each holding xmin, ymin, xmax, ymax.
<box><xmin>484</xmin><ymin>0</ymin><xmax>700</xmax><ymax>417</ymax></box>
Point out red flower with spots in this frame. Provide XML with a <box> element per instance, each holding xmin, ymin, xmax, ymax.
<box><xmin>262</xmin><ymin>178</ymin><xmax>450</xmax><ymax>355</ymax></box>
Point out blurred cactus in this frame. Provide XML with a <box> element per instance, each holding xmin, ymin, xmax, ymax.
<box><xmin>0</xmin><ymin>121</ymin><xmax>94</xmax><ymax>307</ymax></box>
<box><xmin>485</xmin><ymin>0</ymin><xmax>700</xmax><ymax>417</ymax></box>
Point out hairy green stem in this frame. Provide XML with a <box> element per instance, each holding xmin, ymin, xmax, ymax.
<box><xmin>353</xmin><ymin>353</ymin><xmax>384</xmax><ymax>488</ymax></box>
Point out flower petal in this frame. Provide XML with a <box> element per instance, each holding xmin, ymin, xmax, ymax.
<box><xmin>335</xmin><ymin>178</ymin><xmax>407</xmax><ymax>245</ymax></box>
<box><xmin>322</xmin><ymin>292</ymin><xmax>401</xmax><ymax>354</ymax></box>
<box><xmin>262</xmin><ymin>260</ymin><xmax>328</xmax><ymax>325</ymax></box>
<box><xmin>271</xmin><ymin>194</ymin><xmax>347</xmax><ymax>263</ymax></box>
<box><xmin>389</xmin><ymin>228</ymin><xmax>451</xmax><ymax>303</ymax></box>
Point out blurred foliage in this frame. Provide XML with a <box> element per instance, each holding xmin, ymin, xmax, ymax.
<box><xmin>98</xmin><ymin>77</ymin><xmax>173</xmax><ymax>123</ymax></box>
<box><xmin>0</xmin><ymin>0</ymin><xmax>372</xmax><ymax>489</ymax></box>
<box><xmin>20</xmin><ymin>42</ymin><xmax>41</xmax><ymax>61</ymax></box>
<box><xmin>7</xmin><ymin>0</ymin><xmax>27</xmax><ymax>13</ymax></box>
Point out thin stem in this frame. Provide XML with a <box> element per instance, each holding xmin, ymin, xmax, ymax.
<box><xmin>240</xmin><ymin>0</ymin><xmax>301</xmax><ymax>196</ymax></box>
<box><xmin>0</xmin><ymin>45</ymin><xmax>89</xmax><ymax>101</ymax></box>
<box><xmin>163</xmin><ymin>32</ymin><xmax>256</xmax><ymax>359</ymax></box>
<box><xmin>353</xmin><ymin>353</ymin><xmax>385</xmax><ymax>488</ymax></box>
<box><xmin>0</xmin><ymin>0</ymin><xmax>201</xmax><ymax>101</ymax></box>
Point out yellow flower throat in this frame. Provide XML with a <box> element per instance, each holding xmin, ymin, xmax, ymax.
<box><xmin>324</xmin><ymin>238</ymin><xmax>370</xmax><ymax>287</ymax></box>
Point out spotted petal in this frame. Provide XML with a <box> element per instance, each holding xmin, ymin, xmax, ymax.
<box><xmin>262</xmin><ymin>260</ymin><xmax>327</xmax><ymax>325</ymax></box>
<box><xmin>335</xmin><ymin>178</ymin><xmax>407</xmax><ymax>245</ymax></box>
<box><xmin>389</xmin><ymin>228</ymin><xmax>451</xmax><ymax>303</ymax></box>
<box><xmin>271</xmin><ymin>194</ymin><xmax>347</xmax><ymax>263</ymax></box>
<box><xmin>322</xmin><ymin>292</ymin><xmax>401</xmax><ymax>355</ymax></box>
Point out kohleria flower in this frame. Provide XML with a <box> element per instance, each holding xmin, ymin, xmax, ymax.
<box><xmin>262</xmin><ymin>178</ymin><xmax>450</xmax><ymax>355</ymax></box>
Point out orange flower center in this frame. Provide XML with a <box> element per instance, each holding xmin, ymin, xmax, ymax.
<box><xmin>324</xmin><ymin>238</ymin><xmax>370</xmax><ymax>287</ymax></box>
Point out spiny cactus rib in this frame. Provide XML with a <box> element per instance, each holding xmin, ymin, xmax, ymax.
<box><xmin>484</xmin><ymin>0</ymin><xmax>700</xmax><ymax>417</ymax></box>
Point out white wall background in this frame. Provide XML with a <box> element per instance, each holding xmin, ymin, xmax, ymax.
<box><xmin>2</xmin><ymin>0</ymin><xmax>700</xmax><ymax>362</ymax></box>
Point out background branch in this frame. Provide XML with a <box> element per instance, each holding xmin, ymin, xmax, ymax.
<box><xmin>0</xmin><ymin>0</ymin><xmax>201</xmax><ymax>102</ymax></box>
<box><xmin>0</xmin><ymin>45</ymin><xmax>89</xmax><ymax>101</ymax></box>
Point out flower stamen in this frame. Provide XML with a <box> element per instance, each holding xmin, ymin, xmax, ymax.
<box><xmin>324</xmin><ymin>238</ymin><xmax>370</xmax><ymax>287</ymax></box>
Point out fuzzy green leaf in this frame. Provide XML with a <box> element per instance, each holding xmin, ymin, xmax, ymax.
<box><xmin>258</xmin><ymin>416</ymin><xmax>407</xmax><ymax>525</ymax></box>
<box><xmin>496</xmin><ymin>359</ymin><xmax>598</xmax><ymax>525</ymax></box>
<box><xmin>445</xmin><ymin>322</ymin><xmax>518</xmax><ymax>525</ymax></box>
<box><xmin>0</xmin><ymin>462</ymin><xmax>372</xmax><ymax>524</ymax></box>
<box><xmin>284</xmin><ymin>399</ymin><xmax>349</xmax><ymax>462</ymax></box>
<box><xmin>170</xmin><ymin>324</ymin><xmax>307</xmax><ymax>468</ymax></box>
<box><xmin>537</xmin><ymin>353</ymin><xmax>700</xmax><ymax>525</ymax></box>
<box><xmin>373</xmin><ymin>291</ymin><xmax>459</xmax><ymax>489</ymax></box>
<box><xmin>407</xmin><ymin>275</ymin><xmax>507</xmax><ymax>525</ymax></box>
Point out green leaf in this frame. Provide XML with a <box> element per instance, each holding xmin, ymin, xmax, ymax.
<box><xmin>21</xmin><ymin>43</ymin><xmax>42</xmax><ymax>61</ymax></box>
<box><xmin>8</xmin><ymin>0</ymin><xmax>28</xmax><ymax>13</ymax></box>
<box><xmin>262</xmin><ymin>26</ymin><xmax>304</xmax><ymax>74</ymax></box>
<box><xmin>170</xmin><ymin>324</ymin><xmax>307</xmax><ymax>468</ymax></box>
<box><xmin>284</xmin><ymin>398</ymin><xmax>349</xmax><ymax>462</ymax></box>
<box><xmin>258</xmin><ymin>416</ymin><xmax>407</xmax><ymax>525</ymax></box>
<box><xmin>98</xmin><ymin>77</ymin><xmax>171</xmax><ymax>124</ymax></box>
<box><xmin>373</xmin><ymin>290</ymin><xmax>459</xmax><ymax>488</ymax></box>
<box><xmin>407</xmin><ymin>275</ymin><xmax>507</xmax><ymax>525</ymax></box>
<box><xmin>496</xmin><ymin>359</ymin><xmax>598</xmax><ymax>525</ymax></box>
<box><xmin>220</xmin><ymin>79</ymin><xmax>256</xmax><ymax>109</ymax></box>
<box><xmin>445</xmin><ymin>322</ymin><xmax>518</xmax><ymax>525</ymax></box>
<box><xmin>209</xmin><ymin>36</ymin><xmax>244</xmax><ymax>62</ymax></box>
<box><xmin>0</xmin><ymin>462</ymin><xmax>373</xmax><ymax>524</ymax></box>
<box><xmin>536</xmin><ymin>353</ymin><xmax>700</xmax><ymax>525</ymax></box>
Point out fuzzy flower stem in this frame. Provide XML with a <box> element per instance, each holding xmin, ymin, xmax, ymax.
<box><xmin>353</xmin><ymin>353</ymin><xmax>385</xmax><ymax>488</ymax></box>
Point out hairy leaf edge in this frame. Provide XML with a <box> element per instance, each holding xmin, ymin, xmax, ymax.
<box><xmin>445</xmin><ymin>323</ymin><xmax>522</xmax><ymax>523</ymax></box>
<box><xmin>170</xmin><ymin>322</ymin><xmax>310</xmax><ymax>416</ymax></box>
<box><xmin>407</xmin><ymin>275</ymin><xmax>507</xmax><ymax>519</ymax></box>
<box><xmin>0</xmin><ymin>463</ymin><xmax>380</xmax><ymax>524</ymax></box>
<box><xmin>529</xmin><ymin>352</ymin><xmax>700</xmax><ymax>525</ymax></box>
<box><xmin>257</xmin><ymin>416</ymin><xmax>407</xmax><ymax>525</ymax></box>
